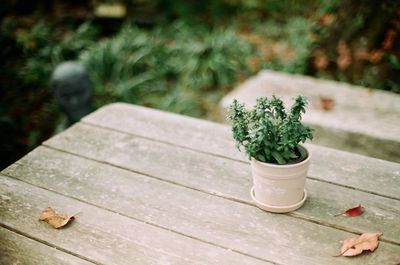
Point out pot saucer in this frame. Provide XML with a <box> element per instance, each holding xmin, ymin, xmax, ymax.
<box><xmin>250</xmin><ymin>187</ymin><xmax>307</xmax><ymax>213</ymax></box>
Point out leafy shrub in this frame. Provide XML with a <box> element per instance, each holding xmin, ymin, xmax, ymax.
<box><xmin>79</xmin><ymin>21</ymin><xmax>253</xmax><ymax>116</ymax></box>
<box><xmin>257</xmin><ymin>17</ymin><xmax>316</xmax><ymax>74</ymax></box>
<box><xmin>228</xmin><ymin>96</ymin><xmax>313</xmax><ymax>164</ymax></box>
<box><xmin>17</xmin><ymin>21</ymin><xmax>99</xmax><ymax>87</ymax></box>
<box><xmin>168</xmin><ymin>22</ymin><xmax>252</xmax><ymax>90</ymax></box>
<box><xmin>80</xmin><ymin>25</ymin><xmax>167</xmax><ymax>106</ymax></box>
<box><xmin>0</xmin><ymin>20</ymin><xmax>100</xmax><ymax>169</ymax></box>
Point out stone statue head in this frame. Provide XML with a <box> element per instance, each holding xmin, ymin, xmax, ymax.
<box><xmin>50</xmin><ymin>62</ymin><xmax>93</xmax><ymax>124</ymax></box>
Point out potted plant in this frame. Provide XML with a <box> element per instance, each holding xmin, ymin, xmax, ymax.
<box><xmin>228</xmin><ymin>95</ymin><xmax>313</xmax><ymax>213</ymax></box>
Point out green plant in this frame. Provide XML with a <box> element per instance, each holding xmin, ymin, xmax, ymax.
<box><xmin>79</xmin><ymin>25</ymin><xmax>167</xmax><ymax>107</ymax></box>
<box><xmin>17</xmin><ymin>21</ymin><xmax>99</xmax><ymax>87</ymax></box>
<box><xmin>79</xmin><ymin>21</ymin><xmax>253</xmax><ymax>116</ymax></box>
<box><xmin>228</xmin><ymin>95</ymin><xmax>313</xmax><ymax>164</ymax></box>
<box><xmin>167</xmin><ymin>22</ymin><xmax>252</xmax><ymax>90</ymax></box>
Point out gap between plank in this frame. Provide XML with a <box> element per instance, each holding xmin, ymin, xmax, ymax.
<box><xmin>80</xmin><ymin>120</ymin><xmax>400</xmax><ymax>202</ymax></box>
<box><xmin>0</xmin><ymin>174</ymin><xmax>282</xmax><ymax>265</ymax></box>
<box><xmin>0</xmin><ymin>222</ymin><xmax>102</xmax><ymax>265</ymax></box>
<box><xmin>15</xmin><ymin>145</ymin><xmax>400</xmax><ymax>248</ymax></box>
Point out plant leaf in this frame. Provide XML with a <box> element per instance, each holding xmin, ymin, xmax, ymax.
<box><xmin>257</xmin><ymin>154</ymin><xmax>266</xmax><ymax>162</ymax></box>
<box><xmin>335</xmin><ymin>204</ymin><xmax>365</xmax><ymax>217</ymax></box>
<box><xmin>39</xmin><ymin>207</ymin><xmax>76</xmax><ymax>229</ymax></box>
<box><xmin>297</xmin><ymin>145</ymin><xmax>307</xmax><ymax>159</ymax></box>
<box><xmin>271</xmin><ymin>151</ymin><xmax>286</xmax><ymax>165</ymax></box>
<box><xmin>337</xmin><ymin>232</ymin><xmax>382</xmax><ymax>257</ymax></box>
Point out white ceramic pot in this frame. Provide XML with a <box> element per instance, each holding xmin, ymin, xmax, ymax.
<box><xmin>250</xmin><ymin>147</ymin><xmax>311</xmax><ymax>213</ymax></box>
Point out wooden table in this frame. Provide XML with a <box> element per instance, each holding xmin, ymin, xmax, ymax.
<box><xmin>1</xmin><ymin>103</ymin><xmax>400</xmax><ymax>265</ymax></box>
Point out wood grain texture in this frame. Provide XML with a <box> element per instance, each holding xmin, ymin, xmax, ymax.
<box><xmin>0</xmin><ymin>176</ymin><xmax>271</xmax><ymax>265</ymax></box>
<box><xmin>37</xmin><ymin>123</ymin><xmax>400</xmax><ymax>245</ymax></box>
<box><xmin>0</xmin><ymin>226</ymin><xmax>93</xmax><ymax>265</ymax></box>
<box><xmin>82</xmin><ymin>103</ymin><xmax>400</xmax><ymax>200</ymax></box>
<box><xmin>3</xmin><ymin>147</ymin><xmax>400</xmax><ymax>265</ymax></box>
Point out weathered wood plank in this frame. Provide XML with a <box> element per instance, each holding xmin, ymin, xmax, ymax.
<box><xmin>3</xmin><ymin>147</ymin><xmax>400</xmax><ymax>265</ymax></box>
<box><xmin>37</xmin><ymin>124</ymin><xmax>400</xmax><ymax>244</ymax></box>
<box><xmin>82</xmin><ymin>103</ymin><xmax>400</xmax><ymax>200</ymax></box>
<box><xmin>0</xmin><ymin>176</ymin><xmax>271</xmax><ymax>265</ymax></box>
<box><xmin>82</xmin><ymin>103</ymin><xmax>235</xmax><ymax>159</ymax></box>
<box><xmin>0</xmin><ymin>226</ymin><xmax>93</xmax><ymax>265</ymax></box>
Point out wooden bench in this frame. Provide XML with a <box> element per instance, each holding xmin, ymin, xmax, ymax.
<box><xmin>220</xmin><ymin>70</ymin><xmax>400</xmax><ymax>162</ymax></box>
<box><xmin>1</xmin><ymin>103</ymin><xmax>400</xmax><ymax>264</ymax></box>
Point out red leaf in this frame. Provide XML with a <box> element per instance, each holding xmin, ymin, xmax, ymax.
<box><xmin>335</xmin><ymin>204</ymin><xmax>365</xmax><ymax>217</ymax></box>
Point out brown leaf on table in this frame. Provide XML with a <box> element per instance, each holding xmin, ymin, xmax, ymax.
<box><xmin>319</xmin><ymin>96</ymin><xmax>335</xmax><ymax>111</ymax></box>
<box><xmin>337</xmin><ymin>232</ymin><xmax>382</xmax><ymax>257</ymax></box>
<box><xmin>335</xmin><ymin>204</ymin><xmax>365</xmax><ymax>217</ymax></box>
<box><xmin>39</xmin><ymin>207</ymin><xmax>76</xmax><ymax>229</ymax></box>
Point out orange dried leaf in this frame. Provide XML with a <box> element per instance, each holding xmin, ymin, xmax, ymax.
<box><xmin>39</xmin><ymin>207</ymin><xmax>76</xmax><ymax>229</ymax></box>
<box><xmin>319</xmin><ymin>96</ymin><xmax>335</xmax><ymax>111</ymax></box>
<box><xmin>317</xmin><ymin>14</ymin><xmax>335</xmax><ymax>26</ymax></box>
<box><xmin>337</xmin><ymin>40</ymin><xmax>352</xmax><ymax>69</ymax></box>
<box><xmin>382</xmin><ymin>29</ymin><xmax>396</xmax><ymax>50</ymax></box>
<box><xmin>335</xmin><ymin>204</ymin><xmax>365</xmax><ymax>217</ymax></box>
<box><xmin>338</xmin><ymin>232</ymin><xmax>382</xmax><ymax>257</ymax></box>
<box><xmin>313</xmin><ymin>49</ymin><xmax>329</xmax><ymax>70</ymax></box>
<box><xmin>354</xmin><ymin>48</ymin><xmax>370</xmax><ymax>61</ymax></box>
<box><xmin>369</xmin><ymin>50</ymin><xmax>384</xmax><ymax>64</ymax></box>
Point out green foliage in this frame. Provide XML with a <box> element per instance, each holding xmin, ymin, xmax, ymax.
<box><xmin>0</xmin><ymin>20</ymin><xmax>100</xmax><ymax>169</ymax></box>
<box><xmin>258</xmin><ymin>17</ymin><xmax>316</xmax><ymax>74</ymax></box>
<box><xmin>161</xmin><ymin>0</ymin><xmax>329</xmax><ymax>23</ymax></box>
<box><xmin>3</xmin><ymin>0</ymin><xmax>396</xmax><ymax>169</ymax></box>
<box><xmin>168</xmin><ymin>22</ymin><xmax>252</xmax><ymax>90</ymax></box>
<box><xmin>79</xmin><ymin>21</ymin><xmax>252</xmax><ymax>116</ymax></box>
<box><xmin>17</xmin><ymin>21</ymin><xmax>99</xmax><ymax>87</ymax></box>
<box><xmin>80</xmin><ymin>25</ymin><xmax>166</xmax><ymax>106</ymax></box>
<box><xmin>228</xmin><ymin>96</ymin><xmax>313</xmax><ymax>164</ymax></box>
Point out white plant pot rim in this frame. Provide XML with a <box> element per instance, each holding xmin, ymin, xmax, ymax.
<box><xmin>251</xmin><ymin>187</ymin><xmax>307</xmax><ymax>213</ymax></box>
<box><xmin>251</xmin><ymin>145</ymin><xmax>311</xmax><ymax>169</ymax></box>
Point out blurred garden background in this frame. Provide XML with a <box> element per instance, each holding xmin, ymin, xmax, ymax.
<box><xmin>1</xmin><ymin>0</ymin><xmax>399</xmax><ymax>169</ymax></box>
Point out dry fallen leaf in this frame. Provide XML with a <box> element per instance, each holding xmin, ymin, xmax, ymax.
<box><xmin>312</xmin><ymin>49</ymin><xmax>329</xmax><ymax>70</ymax></box>
<box><xmin>354</xmin><ymin>48</ymin><xmax>370</xmax><ymax>61</ymax></box>
<box><xmin>319</xmin><ymin>96</ymin><xmax>335</xmax><ymax>111</ymax></box>
<box><xmin>382</xmin><ymin>29</ymin><xmax>396</xmax><ymax>50</ymax></box>
<box><xmin>369</xmin><ymin>49</ymin><xmax>384</xmax><ymax>64</ymax></box>
<box><xmin>337</xmin><ymin>40</ymin><xmax>352</xmax><ymax>70</ymax></box>
<box><xmin>338</xmin><ymin>232</ymin><xmax>382</xmax><ymax>257</ymax></box>
<box><xmin>317</xmin><ymin>14</ymin><xmax>335</xmax><ymax>26</ymax></box>
<box><xmin>39</xmin><ymin>207</ymin><xmax>76</xmax><ymax>229</ymax></box>
<box><xmin>335</xmin><ymin>204</ymin><xmax>365</xmax><ymax>217</ymax></box>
